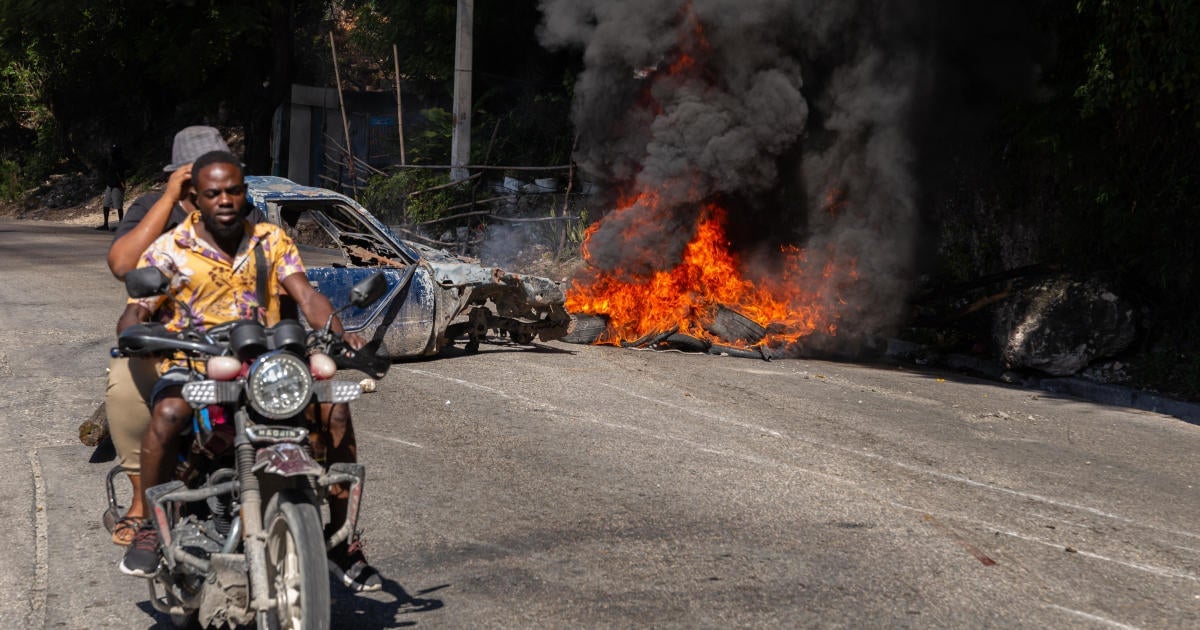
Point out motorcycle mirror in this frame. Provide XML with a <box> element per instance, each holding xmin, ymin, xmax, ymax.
<box><xmin>348</xmin><ymin>272</ymin><xmax>388</xmax><ymax>308</ymax></box>
<box><xmin>124</xmin><ymin>267</ymin><xmax>170</xmax><ymax>298</ymax></box>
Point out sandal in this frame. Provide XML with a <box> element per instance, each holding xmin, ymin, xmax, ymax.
<box><xmin>111</xmin><ymin>516</ymin><xmax>144</xmax><ymax>547</ymax></box>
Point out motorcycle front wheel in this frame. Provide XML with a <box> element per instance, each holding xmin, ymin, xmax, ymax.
<box><xmin>264</xmin><ymin>490</ymin><xmax>331</xmax><ymax>630</ymax></box>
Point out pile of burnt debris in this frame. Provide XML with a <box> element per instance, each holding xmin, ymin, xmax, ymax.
<box><xmin>562</xmin><ymin>304</ymin><xmax>869</xmax><ymax>362</ymax></box>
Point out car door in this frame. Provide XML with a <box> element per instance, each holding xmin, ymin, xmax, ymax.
<box><xmin>269</xmin><ymin>201</ymin><xmax>440</xmax><ymax>357</ymax></box>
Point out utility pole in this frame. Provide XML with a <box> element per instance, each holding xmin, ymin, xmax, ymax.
<box><xmin>450</xmin><ymin>0</ymin><xmax>473</xmax><ymax>181</ymax></box>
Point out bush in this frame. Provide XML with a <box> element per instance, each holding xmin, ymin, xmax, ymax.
<box><xmin>0</xmin><ymin>158</ymin><xmax>20</xmax><ymax>201</ymax></box>
<box><xmin>360</xmin><ymin>168</ymin><xmax>474</xmax><ymax>226</ymax></box>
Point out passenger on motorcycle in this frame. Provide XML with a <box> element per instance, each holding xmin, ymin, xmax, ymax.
<box><xmin>114</xmin><ymin>150</ymin><xmax>382</xmax><ymax>591</ymax></box>
<box><xmin>104</xmin><ymin>126</ymin><xmax>232</xmax><ymax>548</ymax></box>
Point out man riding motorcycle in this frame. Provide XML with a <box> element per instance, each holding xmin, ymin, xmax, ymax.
<box><xmin>115</xmin><ymin>150</ymin><xmax>382</xmax><ymax>591</ymax></box>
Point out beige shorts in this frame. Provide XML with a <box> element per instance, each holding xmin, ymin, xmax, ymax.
<box><xmin>105</xmin><ymin>356</ymin><xmax>158</xmax><ymax>472</ymax></box>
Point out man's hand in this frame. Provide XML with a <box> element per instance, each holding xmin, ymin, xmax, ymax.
<box><xmin>116</xmin><ymin>303</ymin><xmax>151</xmax><ymax>336</ymax></box>
<box><xmin>164</xmin><ymin>163</ymin><xmax>193</xmax><ymax>203</ymax></box>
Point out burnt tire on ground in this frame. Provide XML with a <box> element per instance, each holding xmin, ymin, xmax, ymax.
<box><xmin>663</xmin><ymin>332</ymin><xmax>711</xmax><ymax>353</ymax></box>
<box><xmin>705</xmin><ymin>305</ymin><xmax>766</xmax><ymax>344</ymax></box>
<box><xmin>561</xmin><ymin>314</ymin><xmax>609</xmax><ymax>344</ymax></box>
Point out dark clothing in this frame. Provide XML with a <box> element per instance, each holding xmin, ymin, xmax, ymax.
<box><xmin>113</xmin><ymin>192</ymin><xmax>189</xmax><ymax>241</ymax></box>
<box><xmin>104</xmin><ymin>165</ymin><xmax>125</xmax><ymax>188</ymax></box>
<box><xmin>105</xmin><ymin>150</ymin><xmax>128</xmax><ymax>188</ymax></box>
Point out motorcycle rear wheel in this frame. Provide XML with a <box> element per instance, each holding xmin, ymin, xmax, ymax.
<box><xmin>264</xmin><ymin>490</ymin><xmax>330</xmax><ymax>630</ymax></box>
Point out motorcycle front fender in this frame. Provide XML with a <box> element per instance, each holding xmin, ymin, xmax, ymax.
<box><xmin>251</xmin><ymin>443</ymin><xmax>324</xmax><ymax>477</ymax></box>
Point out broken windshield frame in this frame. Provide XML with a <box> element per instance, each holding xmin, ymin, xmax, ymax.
<box><xmin>273</xmin><ymin>201</ymin><xmax>416</xmax><ymax>268</ymax></box>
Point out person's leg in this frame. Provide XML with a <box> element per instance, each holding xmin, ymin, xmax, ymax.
<box><xmin>309</xmin><ymin>402</ymin><xmax>357</xmax><ymax>527</ymax></box>
<box><xmin>100</xmin><ymin>187</ymin><xmax>113</xmax><ymax>229</ymax></box>
<box><xmin>139</xmin><ymin>392</ymin><xmax>191</xmax><ymax>511</ymax></box>
<box><xmin>120</xmin><ymin>373</ymin><xmax>193</xmax><ymax>578</ymax></box>
<box><xmin>309</xmin><ymin>402</ymin><xmax>381</xmax><ymax>591</ymax></box>
<box><xmin>104</xmin><ymin>357</ymin><xmax>156</xmax><ymax>545</ymax></box>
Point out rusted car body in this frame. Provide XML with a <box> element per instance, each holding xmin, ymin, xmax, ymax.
<box><xmin>245</xmin><ymin>176</ymin><xmax>570</xmax><ymax>357</ymax></box>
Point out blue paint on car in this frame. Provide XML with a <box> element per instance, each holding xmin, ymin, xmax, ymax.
<box><xmin>243</xmin><ymin>176</ymin><xmax>570</xmax><ymax>358</ymax></box>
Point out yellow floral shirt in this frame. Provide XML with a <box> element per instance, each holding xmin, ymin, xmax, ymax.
<box><xmin>130</xmin><ymin>212</ymin><xmax>306</xmax><ymax>370</ymax></box>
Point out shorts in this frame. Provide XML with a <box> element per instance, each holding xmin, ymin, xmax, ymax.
<box><xmin>103</xmin><ymin>186</ymin><xmax>124</xmax><ymax>209</ymax></box>
<box><xmin>105</xmin><ymin>356</ymin><xmax>158</xmax><ymax>472</ymax></box>
<box><xmin>150</xmin><ymin>367</ymin><xmax>202</xmax><ymax>404</ymax></box>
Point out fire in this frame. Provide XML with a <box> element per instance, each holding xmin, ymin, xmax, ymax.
<box><xmin>564</xmin><ymin>4</ymin><xmax>855</xmax><ymax>351</ymax></box>
<box><xmin>566</xmin><ymin>192</ymin><xmax>852</xmax><ymax>349</ymax></box>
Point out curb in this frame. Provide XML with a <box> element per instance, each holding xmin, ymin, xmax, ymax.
<box><xmin>1034</xmin><ymin>377</ymin><xmax>1200</xmax><ymax>425</ymax></box>
<box><xmin>881</xmin><ymin>338</ymin><xmax>1200</xmax><ymax>427</ymax></box>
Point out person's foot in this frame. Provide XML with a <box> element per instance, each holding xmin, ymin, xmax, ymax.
<box><xmin>111</xmin><ymin>515</ymin><xmax>143</xmax><ymax>546</ymax></box>
<box><xmin>119</xmin><ymin>524</ymin><xmax>161</xmax><ymax>577</ymax></box>
<box><xmin>327</xmin><ymin>536</ymin><xmax>382</xmax><ymax>592</ymax></box>
<box><xmin>95</xmin><ymin>224</ymin><xmax>109</xmax><ymax>231</ymax></box>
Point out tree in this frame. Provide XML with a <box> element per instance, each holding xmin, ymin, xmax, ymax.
<box><xmin>0</xmin><ymin>0</ymin><xmax>331</xmax><ymax>175</ymax></box>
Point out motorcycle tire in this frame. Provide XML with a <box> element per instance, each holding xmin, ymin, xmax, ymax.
<box><xmin>263</xmin><ymin>490</ymin><xmax>331</xmax><ymax>630</ymax></box>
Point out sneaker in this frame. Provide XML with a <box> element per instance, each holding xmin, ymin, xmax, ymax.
<box><xmin>119</xmin><ymin>524</ymin><xmax>161</xmax><ymax>577</ymax></box>
<box><xmin>328</xmin><ymin>536</ymin><xmax>382</xmax><ymax>592</ymax></box>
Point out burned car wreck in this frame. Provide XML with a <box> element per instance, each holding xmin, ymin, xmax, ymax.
<box><xmin>245</xmin><ymin>176</ymin><xmax>571</xmax><ymax>357</ymax></box>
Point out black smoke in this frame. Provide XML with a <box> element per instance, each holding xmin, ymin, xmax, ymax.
<box><xmin>539</xmin><ymin>0</ymin><xmax>1045</xmax><ymax>339</ymax></box>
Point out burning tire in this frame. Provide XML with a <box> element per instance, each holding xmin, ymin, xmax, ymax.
<box><xmin>561</xmin><ymin>314</ymin><xmax>608</xmax><ymax>344</ymax></box>
<box><xmin>704</xmin><ymin>305</ymin><xmax>766</xmax><ymax>345</ymax></box>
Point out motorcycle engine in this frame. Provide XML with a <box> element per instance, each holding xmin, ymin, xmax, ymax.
<box><xmin>171</xmin><ymin>516</ymin><xmax>224</xmax><ymax>576</ymax></box>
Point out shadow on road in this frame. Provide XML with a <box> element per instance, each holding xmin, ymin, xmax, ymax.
<box><xmin>133</xmin><ymin>577</ymin><xmax>444</xmax><ymax>628</ymax></box>
<box><xmin>330</xmin><ymin>577</ymin><xmax>445</xmax><ymax>628</ymax></box>
<box><xmin>88</xmin><ymin>438</ymin><xmax>116</xmax><ymax>463</ymax></box>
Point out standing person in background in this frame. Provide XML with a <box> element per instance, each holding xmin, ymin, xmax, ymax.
<box><xmin>103</xmin><ymin>126</ymin><xmax>233</xmax><ymax>546</ymax></box>
<box><xmin>98</xmin><ymin>143</ymin><xmax>129</xmax><ymax>231</ymax></box>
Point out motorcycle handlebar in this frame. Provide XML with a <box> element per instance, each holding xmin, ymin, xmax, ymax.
<box><xmin>114</xmin><ymin>327</ymin><xmax>226</xmax><ymax>358</ymax></box>
<box><xmin>112</xmin><ymin>321</ymin><xmax>387</xmax><ymax>380</ymax></box>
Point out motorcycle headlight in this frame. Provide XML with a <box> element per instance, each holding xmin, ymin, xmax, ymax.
<box><xmin>245</xmin><ymin>351</ymin><xmax>313</xmax><ymax>419</ymax></box>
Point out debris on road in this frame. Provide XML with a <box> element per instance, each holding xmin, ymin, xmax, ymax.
<box><xmin>78</xmin><ymin>402</ymin><xmax>107</xmax><ymax>446</ymax></box>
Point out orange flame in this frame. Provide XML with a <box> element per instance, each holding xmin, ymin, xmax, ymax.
<box><xmin>566</xmin><ymin>193</ymin><xmax>853</xmax><ymax>348</ymax></box>
<box><xmin>564</xmin><ymin>4</ymin><xmax>856</xmax><ymax>349</ymax></box>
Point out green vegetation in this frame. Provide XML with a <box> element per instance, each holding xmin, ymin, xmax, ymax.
<box><xmin>0</xmin><ymin>0</ymin><xmax>575</xmax><ymax>189</ymax></box>
<box><xmin>0</xmin><ymin>158</ymin><xmax>20</xmax><ymax>201</ymax></box>
<box><xmin>1011</xmin><ymin>1</ymin><xmax>1200</xmax><ymax>397</ymax></box>
<box><xmin>361</xmin><ymin>168</ymin><xmax>474</xmax><ymax>226</ymax></box>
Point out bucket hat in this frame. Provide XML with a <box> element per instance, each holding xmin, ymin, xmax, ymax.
<box><xmin>163</xmin><ymin>126</ymin><xmax>232</xmax><ymax>172</ymax></box>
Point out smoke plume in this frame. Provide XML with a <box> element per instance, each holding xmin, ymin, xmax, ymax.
<box><xmin>539</xmin><ymin>0</ymin><xmax>1042</xmax><ymax>340</ymax></box>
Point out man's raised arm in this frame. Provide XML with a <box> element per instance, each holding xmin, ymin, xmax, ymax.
<box><xmin>107</xmin><ymin>165</ymin><xmax>192</xmax><ymax>279</ymax></box>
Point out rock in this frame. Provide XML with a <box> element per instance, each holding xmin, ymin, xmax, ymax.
<box><xmin>992</xmin><ymin>274</ymin><xmax>1137</xmax><ymax>376</ymax></box>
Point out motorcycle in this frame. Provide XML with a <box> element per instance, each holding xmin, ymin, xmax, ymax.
<box><xmin>104</xmin><ymin>267</ymin><xmax>390</xmax><ymax>629</ymax></box>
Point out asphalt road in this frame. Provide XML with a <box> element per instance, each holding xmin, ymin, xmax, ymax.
<box><xmin>2</xmin><ymin>220</ymin><xmax>1199</xmax><ymax>629</ymax></box>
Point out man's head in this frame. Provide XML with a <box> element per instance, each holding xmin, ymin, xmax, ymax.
<box><xmin>190</xmin><ymin>151</ymin><xmax>247</xmax><ymax>242</ymax></box>
<box><xmin>164</xmin><ymin>126</ymin><xmax>231</xmax><ymax>172</ymax></box>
